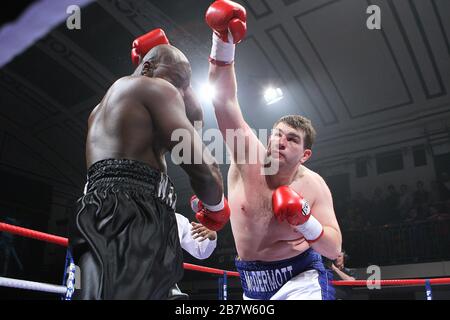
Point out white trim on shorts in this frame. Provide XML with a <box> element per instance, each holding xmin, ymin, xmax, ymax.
<box><xmin>243</xmin><ymin>270</ymin><xmax>323</xmax><ymax>300</ymax></box>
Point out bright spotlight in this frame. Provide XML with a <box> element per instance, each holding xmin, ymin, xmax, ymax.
<box><xmin>264</xmin><ymin>87</ymin><xmax>283</xmax><ymax>105</ymax></box>
<box><xmin>200</xmin><ymin>82</ymin><xmax>216</xmax><ymax>102</ymax></box>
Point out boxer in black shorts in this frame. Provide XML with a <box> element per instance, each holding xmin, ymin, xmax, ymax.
<box><xmin>68</xmin><ymin>29</ymin><xmax>230</xmax><ymax>299</ymax></box>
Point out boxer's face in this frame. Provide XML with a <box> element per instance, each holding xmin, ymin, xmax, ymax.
<box><xmin>334</xmin><ymin>253</ymin><xmax>344</xmax><ymax>268</ymax></box>
<box><xmin>268</xmin><ymin>122</ymin><xmax>312</xmax><ymax>167</ymax></box>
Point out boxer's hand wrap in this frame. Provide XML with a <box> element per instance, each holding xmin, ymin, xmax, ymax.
<box><xmin>210</xmin><ymin>33</ymin><xmax>236</xmax><ymax>66</ymax></box>
<box><xmin>205</xmin><ymin>0</ymin><xmax>247</xmax><ymax>65</ymax></box>
<box><xmin>190</xmin><ymin>195</ymin><xmax>230</xmax><ymax>231</ymax></box>
<box><xmin>131</xmin><ymin>28</ymin><xmax>170</xmax><ymax>66</ymax></box>
<box><xmin>272</xmin><ymin>186</ymin><xmax>324</xmax><ymax>243</ymax></box>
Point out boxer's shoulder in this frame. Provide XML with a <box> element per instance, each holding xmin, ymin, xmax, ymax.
<box><xmin>121</xmin><ymin>77</ymin><xmax>184</xmax><ymax>112</ymax></box>
<box><xmin>295</xmin><ymin>166</ymin><xmax>318</xmax><ymax>183</ymax></box>
<box><xmin>120</xmin><ymin>75</ymin><xmax>179</xmax><ymax>96</ymax></box>
<box><xmin>291</xmin><ymin>166</ymin><xmax>326</xmax><ymax>197</ymax></box>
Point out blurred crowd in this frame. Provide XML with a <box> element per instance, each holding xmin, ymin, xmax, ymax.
<box><xmin>337</xmin><ymin>173</ymin><xmax>450</xmax><ymax>230</ymax></box>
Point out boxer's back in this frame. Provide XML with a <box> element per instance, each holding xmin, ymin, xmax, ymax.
<box><xmin>86</xmin><ymin>76</ymin><xmax>166</xmax><ymax>171</ymax></box>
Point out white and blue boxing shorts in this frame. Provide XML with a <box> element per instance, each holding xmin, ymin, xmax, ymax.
<box><xmin>235</xmin><ymin>248</ymin><xmax>335</xmax><ymax>300</ymax></box>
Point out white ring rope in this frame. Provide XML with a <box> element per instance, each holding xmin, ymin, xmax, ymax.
<box><xmin>0</xmin><ymin>276</ymin><xmax>67</xmax><ymax>295</ymax></box>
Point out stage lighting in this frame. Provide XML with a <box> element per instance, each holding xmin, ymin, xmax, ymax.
<box><xmin>200</xmin><ymin>82</ymin><xmax>216</xmax><ymax>102</ymax></box>
<box><xmin>264</xmin><ymin>87</ymin><xmax>283</xmax><ymax>105</ymax></box>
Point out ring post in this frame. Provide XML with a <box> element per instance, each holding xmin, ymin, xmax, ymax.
<box><xmin>60</xmin><ymin>249</ymin><xmax>71</xmax><ymax>300</ymax></box>
<box><xmin>425</xmin><ymin>279</ymin><xmax>433</xmax><ymax>300</ymax></box>
<box><xmin>62</xmin><ymin>249</ymin><xmax>70</xmax><ymax>284</ymax></box>
<box><xmin>64</xmin><ymin>249</ymin><xmax>76</xmax><ymax>300</ymax></box>
<box><xmin>223</xmin><ymin>271</ymin><xmax>228</xmax><ymax>301</ymax></box>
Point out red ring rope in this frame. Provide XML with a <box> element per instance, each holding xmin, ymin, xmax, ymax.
<box><xmin>331</xmin><ymin>278</ymin><xmax>450</xmax><ymax>286</ymax></box>
<box><xmin>183</xmin><ymin>262</ymin><xmax>239</xmax><ymax>277</ymax></box>
<box><xmin>0</xmin><ymin>222</ymin><xmax>68</xmax><ymax>247</ymax></box>
<box><xmin>1</xmin><ymin>221</ymin><xmax>450</xmax><ymax>287</ymax></box>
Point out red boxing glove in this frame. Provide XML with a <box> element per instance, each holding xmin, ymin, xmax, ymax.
<box><xmin>272</xmin><ymin>186</ymin><xmax>324</xmax><ymax>242</ymax></box>
<box><xmin>205</xmin><ymin>0</ymin><xmax>247</xmax><ymax>44</ymax></box>
<box><xmin>131</xmin><ymin>48</ymin><xmax>141</xmax><ymax>67</ymax></box>
<box><xmin>131</xmin><ymin>28</ymin><xmax>170</xmax><ymax>66</ymax></box>
<box><xmin>272</xmin><ymin>186</ymin><xmax>311</xmax><ymax>225</ymax></box>
<box><xmin>205</xmin><ymin>0</ymin><xmax>247</xmax><ymax>65</ymax></box>
<box><xmin>190</xmin><ymin>195</ymin><xmax>230</xmax><ymax>231</ymax></box>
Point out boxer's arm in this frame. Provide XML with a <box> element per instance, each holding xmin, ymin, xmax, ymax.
<box><xmin>190</xmin><ymin>222</ymin><xmax>217</xmax><ymax>259</ymax></box>
<box><xmin>332</xmin><ymin>264</ymin><xmax>356</xmax><ymax>281</ymax></box>
<box><xmin>209</xmin><ymin>61</ymin><xmax>264</xmax><ymax>164</ymax></box>
<box><xmin>175</xmin><ymin>213</ymin><xmax>190</xmax><ymax>251</ymax></box>
<box><xmin>140</xmin><ymin>78</ymin><xmax>224</xmax><ymax>206</ymax></box>
<box><xmin>176</xmin><ymin>213</ymin><xmax>217</xmax><ymax>259</ymax></box>
<box><xmin>209</xmin><ymin>63</ymin><xmax>245</xmax><ymax>132</ymax></box>
<box><xmin>206</xmin><ymin>1</ymin><xmax>266</xmax><ymax>165</ymax></box>
<box><xmin>307</xmin><ymin>179</ymin><xmax>342</xmax><ymax>260</ymax></box>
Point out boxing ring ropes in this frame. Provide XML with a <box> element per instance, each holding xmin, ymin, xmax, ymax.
<box><xmin>1</xmin><ymin>222</ymin><xmax>450</xmax><ymax>300</ymax></box>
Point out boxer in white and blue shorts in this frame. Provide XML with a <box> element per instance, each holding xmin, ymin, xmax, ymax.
<box><xmin>205</xmin><ymin>0</ymin><xmax>343</xmax><ymax>301</ymax></box>
<box><xmin>236</xmin><ymin>248</ymin><xmax>335</xmax><ymax>300</ymax></box>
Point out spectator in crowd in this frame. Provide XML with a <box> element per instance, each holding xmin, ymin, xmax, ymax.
<box><xmin>369</xmin><ymin>187</ymin><xmax>389</xmax><ymax>226</ymax></box>
<box><xmin>344</xmin><ymin>206</ymin><xmax>364</xmax><ymax>230</ymax></box>
<box><xmin>404</xmin><ymin>206</ymin><xmax>418</xmax><ymax>223</ymax></box>
<box><xmin>385</xmin><ymin>184</ymin><xmax>401</xmax><ymax>225</ymax></box>
<box><xmin>332</xmin><ymin>251</ymin><xmax>356</xmax><ymax>281</ymax></box>
<box><xmin>354</xmin><ymin>192</ymin><xmax>370</xmax><ymax>209</ymax></box>
<box><xmin>398</xmin><ymin>184</ymin><xmax>413</xmax><ymax>221</ymax></box>
<box><xmin>353</xmin><ymin>192</ymin><xmax>371</xmax><ymax>228</ymax></box>
<box><xmin>413</xmin><ymin>180</ymin><xmax>431</xmax><ymax>219</ymax></box>
<box><xmin>427</xmin><ymin>204</ymin><xmax>450</xmax><ymax>221</ymax></box>
<box><xmin>168</xmin><ymin>213</ymin><xmax>218</xmax><ymax>299</ymax></box>
<box><xmin>324</xmin><ymin>250</ymin><xmax>355</xmax><ymax>300</ymax></box>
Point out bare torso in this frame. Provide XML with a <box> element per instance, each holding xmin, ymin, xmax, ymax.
<box><xmin>85</xmin><ymin>76</ymin><xmax>166</xmax><ymax>171</ymax></box>
<box><xmin>229</xmin><ymin>162</ymin><xmax>323</xmax><ymax>261</ymax></box>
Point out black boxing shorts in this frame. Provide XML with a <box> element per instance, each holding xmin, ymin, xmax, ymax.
<box><xmin>68</xmin><ymin>159</ymin><xmax>183</xmax><ymax>299</ymax></box>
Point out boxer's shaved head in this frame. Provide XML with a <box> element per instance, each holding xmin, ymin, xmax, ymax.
<box><xmin>135</xmin><ymin>44</ymin><xmax>192</xmax><ymax>89</ymax></box>
<box><xmin>144</xmin><ymin>44</ymin><xmax>188</xmax><ymax>66</ymax></box>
